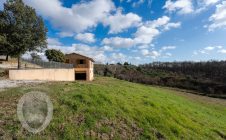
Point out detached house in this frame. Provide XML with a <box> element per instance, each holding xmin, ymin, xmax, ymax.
<box><xmin>65</xmin><ymin>53</ymin><xmax>94</xmax><ymax>81</ymax></box>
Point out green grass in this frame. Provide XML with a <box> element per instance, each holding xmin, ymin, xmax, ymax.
<box><xmin>0</xmin><ymin>76</ymin><xmax>226</xmax><ymax>139</ymax></box>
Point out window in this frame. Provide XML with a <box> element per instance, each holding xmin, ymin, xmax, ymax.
<box><xmin>78</xmin><ymin>59</ymin><xmax>86</xmax><ymax>64</ymax></box>
<box><xmin>66</xmin><ymin>59</ymin><xmax>69</xmax><ymax>63</ymax></box>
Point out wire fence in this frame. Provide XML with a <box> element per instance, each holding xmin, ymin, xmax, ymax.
<box><xmin>22</xmin><ymin>58</ymin><xmax>74</xmax><ymax>69</ymax></box>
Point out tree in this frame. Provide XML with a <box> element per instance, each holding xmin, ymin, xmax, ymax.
<box><xmin>124</xmin><ymin>62</ymin><xmax>129</xmax><ymax>65</ymax></box>
<box><xmin>0</xmin><ymin>34</ymin><xmax>9</xmax><ymax>61</ymax></box>
<box><xmin>45</xmin><ymin>49</ymin><xmax>65</xmax><ymax>62</ymax></box>
<box><xmin>117</xmin><ymin>62</ymin><xmax>122</xmax><ymax>65</ymax></box>
<box><xmin>30</xmin><ymin>52</ymin><xmax>41</xmax><ymax>61</ymax></box>
<box><xmin>0</xmin><ymin>0</ymin><xmax>47</xmax><ymax>68</ymax></box>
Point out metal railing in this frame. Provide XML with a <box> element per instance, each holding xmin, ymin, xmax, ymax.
<box><xmin>76</xmin><ymin>64</ymin><xmax>88</xmax><ymax>68</ymax></box>
<box><xmin>22</xmin><ymin>58</ymin><xmax>74</xmax><ymax>69</ymax></box>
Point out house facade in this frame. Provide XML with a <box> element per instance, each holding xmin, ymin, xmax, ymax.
<box><xmin>65</xmin><ymin>53</ymin><xmax>94</xmax><ymax>81</ymax></box>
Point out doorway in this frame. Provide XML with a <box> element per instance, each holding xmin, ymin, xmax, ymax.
<box><xmin>75</xmin><ymin>72</ymin><xmax>86</xmax><ymax>80</ymax></box>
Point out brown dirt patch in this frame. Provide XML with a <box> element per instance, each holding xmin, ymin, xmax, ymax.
<box><xmin>85</xmin><ymin>118</ymin><xmax>143</xmax><ymax>140</ymax></box>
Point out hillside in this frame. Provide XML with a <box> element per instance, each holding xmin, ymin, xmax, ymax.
<box><xmin>0</xmin><ymin>77</ymin><xmax>226</xmax><ymax>139</ymax></box>
<box><xmin>95</xmin><ymin>62</ymin><xmax>226</xmax><ymax>98</ymax></box>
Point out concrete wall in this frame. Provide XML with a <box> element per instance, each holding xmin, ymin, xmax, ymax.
<box><xmin>9</xmin><ymin>69</ymin><xmax>74</xmax><ymax>81</ymax></box>
<box><xmin>89</xmin><ymin>68</ymin><xmax>94</xmax><ymax>81</ymax></box>
<box><xmin>74</xmin><ymin>68</ymin><xmax>94</xmax><ymax>81</ymax></box>
<box><xmin>65</xmin><ymin>53</ymin><xmax>94</xmax><ymax>81</ymax></box>
<box><xmin>65</xmin><ymin>54</ymin><xmax>94</xmax><ymax>68</ymax></box>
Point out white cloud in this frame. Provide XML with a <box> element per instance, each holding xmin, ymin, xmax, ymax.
<box><xmin>48</xmin><ymin>45</ymin><xmax>75</xmax><ymax>54</ymax></box>
<box><xmin>141</xmin><ymin>49</ymin><xmax>149</xmax><ymax>55</ymax></box>
<box><xmin>163</xmin><ymin>0</ymin><xmax>194</xmax><ymax>14</ymax></box>
<box><xmin>149</xmin><ymin>51</ymin><xmax>161</xmax><ymax>59</ymax></box>
<box><xmin>218</xmin><ymin>49</ymin><xmax>226</xmax><ymax>54</ymax></box>
<box><xmin>134</xmin><ymin>56</ymin><xmax>141</xmax><ymax>60</ymax></box>
<box><xmin>72</xmin><ymin>44</ymin><xmax>130</xmax><ymax>64</ymax></box>
<box><xmin>134</xmin><ymin>16</ymin><xmax>169</xmax><ymax>45</ymax></box>
<box><xmin>141</xmin><ymin>49</ymin><xmax>161</xmax><ymax>59</ymax></box>
<box><xmin>47</xmin><ymin>37</ymin><xmax>62</xmax><ymax>46</ymax></box>
<box><xmin>23</xmin><ymin>0</ymin><xmax>142</xmax><ymax>35</ymax></box>
<box><xmin>165</xmin><ymin>52</ymin><xmax>172</xmax><ymax>57</ymax></box>
<box><xmin>204</xmin><ymin>46</ymin><xmax>215</xmax><ymax>50</ymax></box>
<box><xmin>110</xmin><ymin>53</ymin><xmax>127</xmax><ymax>63</ymax></box>
<box><xmin>200</xmin><ymin>50</ymin><xmax>208</xmax><ymax>54</ymax></box>
<box><xmin>24</xmin><ymin>0</ymin><xmax>115</xmax><ymax>33</ymax></box>
<box><xmin>208</xmin><ymin>1</ymin><xmax>226</xmax><ymax>31</ymax></box>
<box><xmin>205</xmin><ymin>45</ymin><xmax>223</xmax><ymax>50</ymax></box>
<box><xmin>147</xmin><ymin>16</ymin><xmax>170</xmax><ymax>28</ymax></box>
<box><xmin>194</xmin><ymin>45</ymin><xmax>224</xmax><ymax>55</ymax></box>
<box><xmin>138</xmin><ymin>44</ymin><xmax>152</xmax><ymax>49</ymax></box>
<box><xmin>73</xmin><ymin>44</ymin><xmax>107</xmax><ymax>62</ymax></box>
<box><xmin>163</xmin><ymin>0</ymin><xmax>220</xmax><ymax>15</ymax></box>
<box><xmin>47</xmin><ymin>42</ymin><xmax>128</xmax><ymax>64</ymax></box>
<box><xmin>141</xmin><ymin>45</ymin><xmax>176</xmax><ymax>59</ymax></box>
<box><xmin>101</xmin><ymin>46</ymin><xmax>114</xmax><ymax>51</ymax></box>
<box><xmin>134</xmin><ymin>16</ymin><xmax>179</xmax><ymax>45</ymax></box>
<box><xmin>193</xmin><ymin>51</ymin><xmax>198</xmax><ymax>55</ymax></box>
<box><xmin>102</xmin><ymin>37</ymin><xmax>136</xmax><ymax>48</ymax></box>
<box><xmin>132</xmin><ymin>0</ymin><xmax>145</xmax><ymax>7</ymax></box>
<box><xmin>195</xmin><ymin>0</ymin><xmax>220</xmax><ymax>13</ymax></box>
<box><xmin>75</xmin><ymin>33</ymin><xmax>96</xmax><ymax>43</ymax></box>
<box><xmin>164</xmin><ymin>22</ymin><xmax>181</xmax><ymax>31</ymax></box>
<box><xmin>134</xmin><ymin>26</ymin><xmax>160</xmax><ymax>44</ymax></box>
<box><xmin>201</xmin><ymin>0</ymin><xmax>220</xmax><ymax>6</ymax></box>
<box><xmin>102</xmin><ymin>16</ymin><xmax>180</xmax><ymax>48</ymax></box>
<box><xmin>103</xmin><ymin>9</ymin><xmax>142</xmax><ymax>34</ymax></box>
<box><xmin>57</xmin><ymin>32</ymin><xmax>74</xmax><ymax>38</ymax></box>
<box><xmin>46</xmin><ymin>43</ymin><xmax>106</xmax><ymax>63</ymax></box>
<box><xmin>161</xmin><ymin>46</ymin><xmax>176</xmax><ymax>51</ymax></box>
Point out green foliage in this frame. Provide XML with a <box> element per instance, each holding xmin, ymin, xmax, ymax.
<box><xmin>117</xmin><ymin>62</ymin><xmax>122</xmax><ymax>65</ymax></box>
<box><xmin>0</xmin><ymin>0</ymin><xmax>47</xmax><ymax>68</ymax></box>
<box><xmin>30</xmin><ymin>52</ymin><xmax>41</xmax><ymax>60</ymax></box>
<box><xmin>124</xmin><ymin>62</ymin><xmax>129</xmax><ymax>65</ymax></box>
<box><xmin>45</xmin><ymin>49</ymin><xmax>65</xmax><ymax>62</ymax></box>
<box><xmin>0</xmin><ymin>77</ymin><xmax>226</xmax><ymax>139</ymax></box>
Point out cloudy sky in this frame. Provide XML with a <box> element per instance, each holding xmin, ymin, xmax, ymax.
<box><xmin>1</xmin><ymin>0</ymin><xmax>226</xmax><ymax>64</ymax></box>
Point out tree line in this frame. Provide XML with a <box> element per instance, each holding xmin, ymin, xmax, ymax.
<box><xmin>95</xmin><ymin>61</ymin><xmax>226</xmax><ymax>99</ymax></box>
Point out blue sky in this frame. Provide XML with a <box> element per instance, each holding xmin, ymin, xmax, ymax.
<box><xmin>1</xmin><ymin>0</ymin><xmax>226</xmax><ymax>64</ymax></box>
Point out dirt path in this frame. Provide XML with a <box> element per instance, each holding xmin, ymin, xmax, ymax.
<box><xmin>0</xmin><ymin>80</ymin><xmax>45</xmax><ymax>91</ymax></box>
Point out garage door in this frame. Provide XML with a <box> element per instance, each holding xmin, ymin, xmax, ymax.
<box><xmin>75</xmin><ymin>73</ymin><xmax>86</xmax><ymax>80</ymax></box>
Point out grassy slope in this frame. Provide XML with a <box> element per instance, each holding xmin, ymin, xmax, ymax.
<box><xmin>0</xmin><ymin>77</ymin><xmax>226</xmax><ymax>139</ymax></box>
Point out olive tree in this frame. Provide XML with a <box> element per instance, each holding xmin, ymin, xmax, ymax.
<box><xmin>0</xmin><ymin>0</ymin><xmax>47</xmax><ymax>68</ymax></box>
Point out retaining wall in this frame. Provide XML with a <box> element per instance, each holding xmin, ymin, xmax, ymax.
<box><xmin>9</xmin><ymin>69</ymin><xmax>74</xmax><ymax>81</ymax></box>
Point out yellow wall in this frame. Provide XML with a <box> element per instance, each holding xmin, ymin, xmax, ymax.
<box><xmin>74</xmin><ymin>68</ymin><xmax>94</xmax><ymax>81</ymax></box>
<box><xmin>9</xmin><ymin>69</ymin><xmax>75</xmax><ymax>81</ymax></box>
<box><xmin>66</xmin><ymin>54</ymin><xmax>94</xmax><ymax>81</ymax></box>
<box><xmin>65</xmin><ymin>54</ymin><xmax>94</xmax><ymax>68</ymax></box>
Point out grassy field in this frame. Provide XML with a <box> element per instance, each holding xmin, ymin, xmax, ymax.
<box><xmin>0</xmin><ymin>76</ymin><xmax>226</xmax><ymax>139</ymax></box>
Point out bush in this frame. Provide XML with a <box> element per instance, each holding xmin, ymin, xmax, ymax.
<box><xmin>45</xmin><ymin>49</ymin><xmax>65</xmax><ymax>62</ymax></box>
